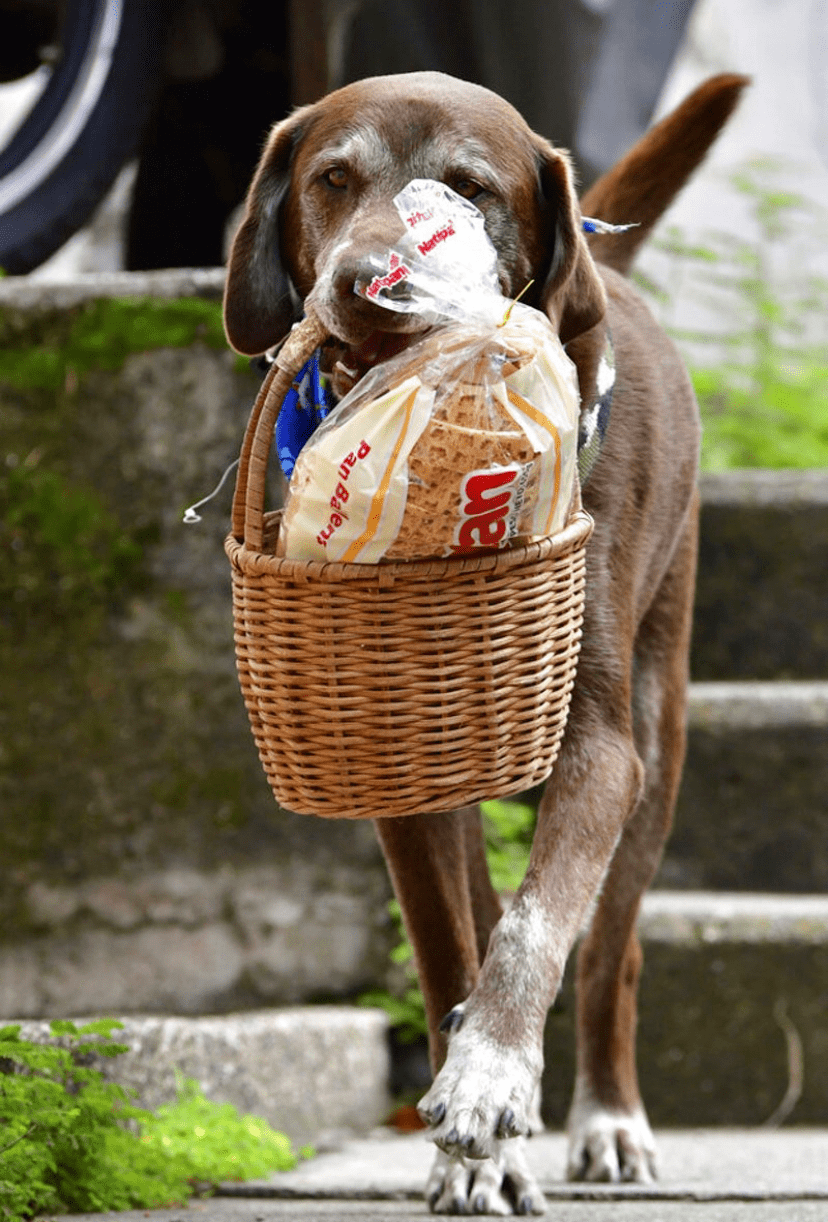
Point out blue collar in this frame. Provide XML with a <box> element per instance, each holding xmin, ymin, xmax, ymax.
<box><xmin>273</xmin><ymin>349</ymin><xmax>333</xmax><ymax>478</ymax></box>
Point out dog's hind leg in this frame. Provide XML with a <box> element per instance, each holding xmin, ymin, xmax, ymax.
<box><xmin>374</xmin><ymin>805</ymin><xmax>502</xmax><ymax>1073</ymax></box>
<box><xmin>566</xmin><ymin>506</ymin><xmax>698</xmax><ymax>1183</ymax></box>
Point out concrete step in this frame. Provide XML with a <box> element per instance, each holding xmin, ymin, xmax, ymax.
<box><xmin>542</xmin><ymin>890</ymin><xmax>828</xmax><ymax>1129</ymax></box>
<box><xmin>17</xmin><ymin>894</ymin><xmax>828</xmax><ymax>1140</ymax></box>
<box><xmin>693</xmin><ymin>470</ymin><xmax>828</xmax><ymax>680</ymax></box>
<box><xmin>224</xmin><ymin>1128</ymin><xmax>828</xmax><ymax>1205</ymax></box>
<box><xmin>43</xmin><ymin>1130</ymin><xmax>828</xmax><ymax>1220</ymax></box>
<box><xmin>15</xmin><ymin>1007</ymin><xmax>391</xmax><ymax>1151</ymax></box>
<box><xmin>664</xmin><ymin>680</ymin><xmax>828</xmax><ymax>892</ymax></box>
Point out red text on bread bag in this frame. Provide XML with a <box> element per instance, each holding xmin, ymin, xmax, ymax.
<box><xmin>315</xmin><ymin>440</ymin><xmax>372</xmax><ymax>548</ymax></box>
<box><xmin>450</xmin><ymin>464</ymin><xmax>526</xmax><ymax>554</ymax></box>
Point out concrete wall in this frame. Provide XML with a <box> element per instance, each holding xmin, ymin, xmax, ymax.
<box><xmin>0</xmin><ymin>272</ymin><xmax>393</xmax><ymax>1021</ymax></box>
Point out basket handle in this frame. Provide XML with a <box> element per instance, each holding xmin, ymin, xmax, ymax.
<box><xmin>231</xmin><ymin>311</ymin><xmax>330</xmax><ymax>550</ymax></box>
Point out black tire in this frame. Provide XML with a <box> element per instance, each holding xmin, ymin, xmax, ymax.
<box><xmin>0</xmin><ymin>0</ymin><xmax>168</xmax><ymax>275</ymax></box>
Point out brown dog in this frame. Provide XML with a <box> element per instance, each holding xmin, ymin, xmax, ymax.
<box><xmin>224</xmin><ymin>71</ymin><xmax>747</xmax><ymax>1215</ymax></box>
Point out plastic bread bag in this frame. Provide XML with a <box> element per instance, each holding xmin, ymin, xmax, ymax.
<box><xmin>277</xmin><ymin>180</ymin><xmax>580</xmax><ymax>563</ymax></box>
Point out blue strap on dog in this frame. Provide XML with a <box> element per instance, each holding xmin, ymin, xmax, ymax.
<box><xmin>582</xmin><ymin>216</ymin><xmax>639</xmax><ymax>235</ymax></box>
<box><xmin>274</xmin><ymin>349</ymin><xmax>333</xmax><ymax>478</ymax></box>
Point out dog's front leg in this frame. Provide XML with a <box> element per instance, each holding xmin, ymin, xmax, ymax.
<box><xmin>375</xmin><ymin>806</ymin><xmax>548</xmax><ymax>1214</ymax></box>
<box><xmin>419</xmin><ymin>708</ymin><xmax>644</xmax><ymax>1165</ymax></box>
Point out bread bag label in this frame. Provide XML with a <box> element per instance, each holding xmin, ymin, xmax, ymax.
<box><xmin>276</xmin><ymin>376</ymin><xmax>436</xmax><ymax>562</ymax></box>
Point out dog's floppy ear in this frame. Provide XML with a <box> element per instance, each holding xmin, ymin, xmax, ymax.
<box><xmin>224</xmin><ymin>110</ymin><xmax>308</xmax><ymax>355</ymax></box>
<box><xmin>535</xmin><ymin>141</ymin><xmax>607</xmax><ymax>345</ymax></box>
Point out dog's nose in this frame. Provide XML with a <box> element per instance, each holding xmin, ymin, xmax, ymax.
<box><xmin>331</xmin><ymin>257</ymin><xmax>364</xmax><ymax>299</ymax></box>
<box><xmin>334</xmin><ymin>254</ymin><xmax>415</xmax><ymax>307</ymax></box>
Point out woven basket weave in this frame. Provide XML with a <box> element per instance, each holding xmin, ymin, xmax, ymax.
<box><xmin>225</xmin><ymin>313</ymin><xmax>593</xmax><ymax>819</ymax></box>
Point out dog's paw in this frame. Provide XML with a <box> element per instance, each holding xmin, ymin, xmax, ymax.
<box><xmin>566</xmin><ymin>1102</ymin><xmax>657</xmax><ymax>1183</ymax></box>
<box><xmin>426</xmin><ymin>1141</ymin><xmax>546</xmax><ymax>1215</ymax></box>
<box><xmin>418</xmin><ymin>1015</ymin><xmax>541</xmax><ymax>1161</ymax></box>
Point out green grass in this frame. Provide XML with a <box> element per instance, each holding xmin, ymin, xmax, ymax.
<box><xmin>0</xmin><ymin>1020</ymin><xmax>307</xmax><ymax>1222</ymax></box>
<box><xmin>637</xmin><ymin>158</ymin><xmax>828</xmax><ymax>472</ymax></box>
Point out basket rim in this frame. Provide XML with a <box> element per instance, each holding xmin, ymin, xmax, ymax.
<box><xmin>225</xmin><ymin>506</ymin><xmax>593</xmax><ymax>583</ymax></box>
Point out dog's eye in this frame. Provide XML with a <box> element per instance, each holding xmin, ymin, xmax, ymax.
<box><xmin>452</xmin><ymin>178</ymin><xmax>485</xmax><ymax>201</ymax></box>
<box><xmin>323</xmin><ymin>167</ymin><xmax>349</xmax><ymax>190</ymax></box>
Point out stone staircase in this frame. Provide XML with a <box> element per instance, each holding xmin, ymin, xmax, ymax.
<box><xmin>541</xmin><ymin>469</ymin><xmax>828</xmax><ymax>1129</ymax></box>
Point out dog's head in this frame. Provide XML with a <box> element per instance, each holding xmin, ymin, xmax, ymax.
<box><xmin>224</xmin><ymin>72</ymin><xmax>606</xmax><ymax>366</ymax></box>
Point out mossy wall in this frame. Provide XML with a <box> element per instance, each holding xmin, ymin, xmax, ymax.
<box><xmin>0</xmin><ymin>274</ymin><xmax>391</xmax><ymax>1019</ymax></box>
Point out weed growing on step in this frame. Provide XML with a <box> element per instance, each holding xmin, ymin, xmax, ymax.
<box><xmin>358</xmin><ymin>898</ymin><xmax>428</xmax><ymax>1044</ymax></box>
<box><xmin>138</xmin><ymin>1071</ymin><xmax>305</xmax><ymax>1185</ymax></box>
<box><xmin>0</xmin><ymin>1019</ymin><xmax>307</xmax><ymax>1222</ymax></box>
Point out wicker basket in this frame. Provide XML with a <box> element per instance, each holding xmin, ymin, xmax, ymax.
<box><xmin>225</xmin><ymin>313</ymin><xmax>593</xmax><ymax>819</ymax></box>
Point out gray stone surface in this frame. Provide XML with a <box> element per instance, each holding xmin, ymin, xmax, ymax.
<box><xmin>699</xmin><ymin>470</ymin><xmax>828</xmax><ymax>508</ymax></box>
<box><xmin>662</xmin><ymin>682</ymin><xmax>828</xmax><ymax>892</ymax></box>
<box><xmin>540</xmin><ymin>893</ymin><xmax>828</xmax><ymax>1128</ymax></box>
<box><xmin>693</xmin><ymin>471</ymin><xmax>828</xmax><ymax>680</ymax></box>
<box><xmin>16</xmin><ymin>1008</ymin><xmax>391</xmax><ymax>1149</ymax></box>
<box><xmin>0</xmin><ymin>863</ymin><xmax>391</xmax><ymax>1018</ymax></box>
<box><xmin>0</xmin><ymin>268</ymin><xmax>226</xmax><ymax>310</ymax></box>
<box><xmin>46</xmin><ymin>1130</ymin><xmax>828</xmax><ymax>1221</ymax></box>
<box><xmin>224</xmin><ymin>1129</ymin><xmax>828</xmax><ymax>1200</ymax></box>
<box><xmin>46</xmin><ymin>1201</ymin><xmax>828</xmax><ymax>1222</ymax></box>
<box><xmin>688</xmin><ymin>680</ymin><xmax>828</xmax><ymax>730</ymax></box>
<box><xmin>639</xmin><ymin>891</ymin><xmax>828</xmax><ymax>944</ymax></box>
<box><xmin>16</xmin><ymin>893</ymin><xmax>828</xmax><ymax>1139</ymax></box>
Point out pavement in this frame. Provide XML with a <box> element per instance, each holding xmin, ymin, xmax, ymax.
<box><xmin>47</xmin><ymin>1128</ymin><xmax>828</xmax><ymax>1221</ymax></box>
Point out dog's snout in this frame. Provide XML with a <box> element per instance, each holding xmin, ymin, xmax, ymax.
<box><xmin>331</xmin><ymin>256</ymin><xmax>365</xmax><ymax>300</ymax></box>
<box><xmin>333</xmin><ymin>254</ymin><xmax>414</xmax><ymax>308</ymax></box>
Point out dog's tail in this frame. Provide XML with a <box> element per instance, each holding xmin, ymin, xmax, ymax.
<box><xmin>580</xmin><ymin>73</ymin><xmax>750</xmax><ymax>275</ymax></box>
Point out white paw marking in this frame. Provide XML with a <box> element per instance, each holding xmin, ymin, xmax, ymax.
<box><xmin>419</xmin><ymin>1025</ymin><xmax>542</xmax><ymax>1161</ymax></box>
<box><xmin>526</xmin><ymin>1083</ymin><xmax>544</xmax><ymax>1136</ymax></box>
<box><xmin>426</xmin><ymin>1140</ymin><xmax>546</xmax><ymax>1215</ymax></box>
<box><xmin>566</xmin><ymin>1100</ymin><xmax>658</xmax><ymax>1183</ymax></box>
